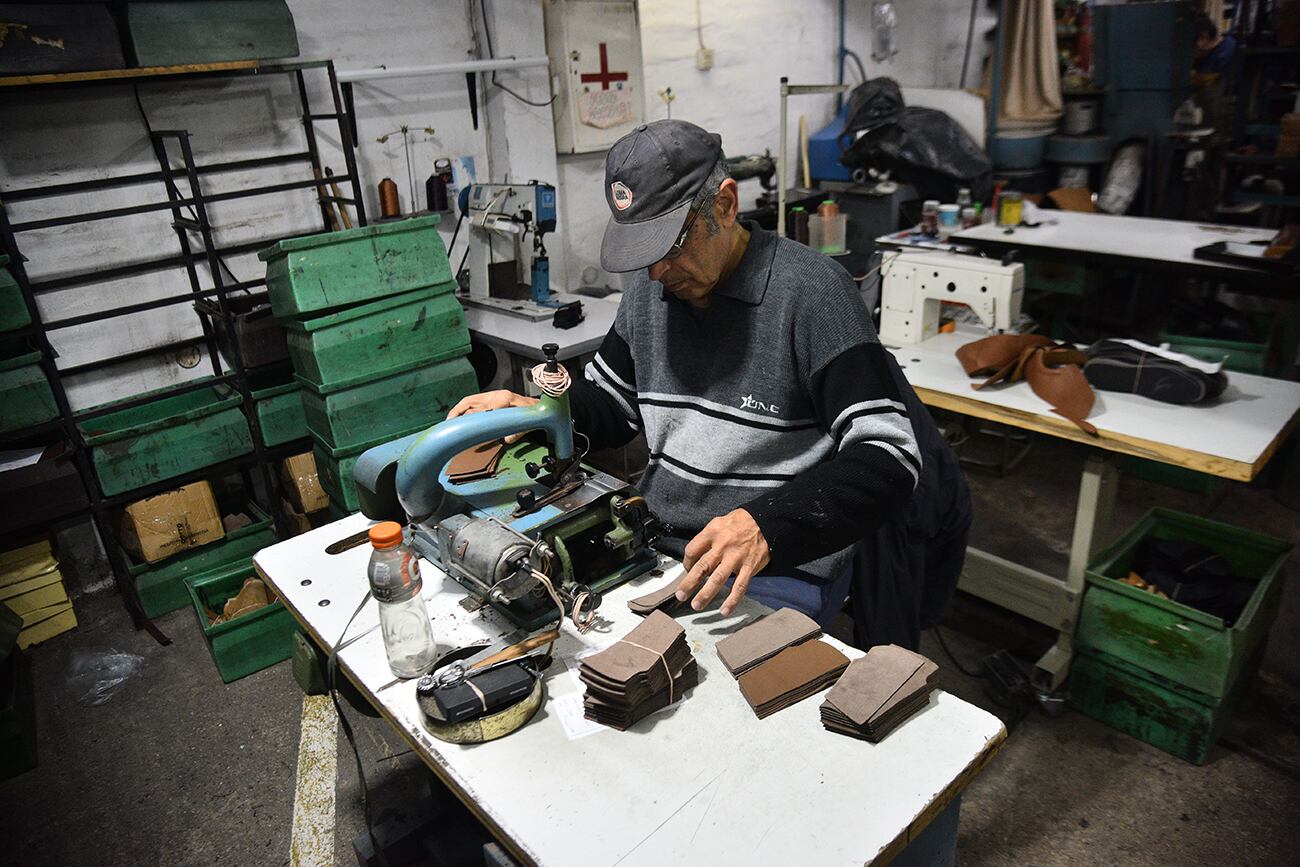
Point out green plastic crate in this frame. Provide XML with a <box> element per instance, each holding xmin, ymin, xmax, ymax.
<box><xmin>1078</xmin><ymin>508</ymin><xmax>1291</xmax><ymax>699</ymax></box>
<box><xmin>0</xmin><ymin>350</ymin><xmax>58</xmax><ymax>434</ymax></box>
<box><xmin>283</xmin><ymin>286</ymin><xmax>468</xmax><ymax>392</ymax></box>
<box><xmin>1068</xmin><ymin>648</ymin><xmax>1251</xmax><ymax>765</ymax></box>
<box><xmin>1025</xmin><ymin>256</ymin><xmax>1098</xmax><ymax>297</ymax></box>
<box><xmin>300</xmin><ymin>356</ymin><xmax>476</xmax><ymax>451</ymax></box>
<box><xmin>131</xmin><ymin>502</ymin><xmax>276</xmax><ymax>618</ymax></box>
<box><xmin>78</xmin><ymin>380</ymin><xmax>253</xmax><ymax>496</ymax></box>
<box><xmin>0</xmin><ymin>257</ymin><xmax>31</xmax><ymax>334</ymax></box>
<box><xmin>0</xmin><ymin>648</ymin><xmax>37</xmax><ymax>781</ymax></box>
<box><xmin>125</xmin><ymin>0</ymin><xmax>299</xmax><ymax>66</ymax></box>
<box><xmin>258</xmin><ymin>215</ymin><xmax>451</xmax><ymax>319</ymax></box>
<box><xmin>186</xmin><ymin>561</ymin><xmax>296</xmax><ymax>683</ymax></box>
<box><xmin>313</xmin><ymin>420</ymin><xmax>431</xmax><ymax>513</ymax></box>
<box><xmin>1158</xmin><ymin>316</ymin><xmax>1275</xmax><ymax>376</ymax></box>
<box><xmin>251</xmin><ymin>380</ymin><xmax>307</xmax><ymax>447</ymax></box>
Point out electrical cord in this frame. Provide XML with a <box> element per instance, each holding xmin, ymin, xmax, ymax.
<box><xmin>475</xmin><ymin>0</ymin><xmax>557</xmax><ymax>107</ymax></box>
<box><xmin>930</xmin><ymin>623</ymin><xmax>985</xmax><ymax>679</ymax></box>
<box><xmin>959</xmin><ymin>0</ymin><xmax>979</xmax><ymax>89</ymax></box>
<box><xmin>843</xmin><ymin>48</ymin><xmax>868</xmax><ymax>85</ymax></box>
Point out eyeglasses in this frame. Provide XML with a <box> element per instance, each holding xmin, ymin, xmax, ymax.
<box><xmin>663</xmin><ymin>199</ymin><xmax>705</xmax><ymax>260</ymax></box>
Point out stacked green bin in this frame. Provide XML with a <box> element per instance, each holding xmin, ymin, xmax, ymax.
<box><xmin>78</xmin><ymin>379</ymin><xmax>253</xmax><ymax>496</ymax></box>
<box><xmin>186</xmin><ymin>561</ymin><xmax>296</xmax><ymax>683</ymax></box>
<box><xmin>250</xmin><ymin>380</ymin><xmax>308</xmax><ymax>447</ymax></box>
<box><xmin>0</xmin><ymin>349</ymin><xmax>58</xmax><ymax>434</ymax></box>
<box><xmin>0</xmin><ymin>255</ymin><xmax>32</xmax><ymax>334</ymax></box>
<box><xmin>260</xmin><ymin>216</ymin><xmax>476</xmax><ymax>514</ymax></box>
<box><xmin>1070</xmin><ymin>508</ymin><xmax>1291</xmax><ymax>763</ymax></box>
<box><xmin>131</xmin><ymin>502</ymin><xmax>277</xmax><ymax>618</ymax></box>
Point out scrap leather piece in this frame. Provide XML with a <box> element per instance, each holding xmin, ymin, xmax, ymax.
<box><xmin>957</xmin><ymin>335</ymin><xmax>1098</xmax><ymax>436</ymax></box>
<box><xmin>737</xmin><ymin>639</ymin><xmax>850</xmax><ymax>719</ymax></box>
<box><xmin>447</xmin><ymin>440</ymin><xmax>506</xmax><ymax>485</ymax></box>
<box><xmin>627</xmin><ymin>580</ymin><xmax>686</xmax><ymax>616</ymax></box>
<box><xmin>716</xmin><ymin>607</ymin><xmax>822</xmax><ymax>676</ymax></box>
<box><xmin>955</xmin><ymin>333</ymin><xmax>1054</xmax><ymax>377</ymax></box>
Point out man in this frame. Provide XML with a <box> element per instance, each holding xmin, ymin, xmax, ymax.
<box><xmin>1193</xmin><ymin>14</ymin><xmax>1236</xmax><ymax>79</ymax></box>
<box><xmin>450</xmin><ymin>120</ymin><xmax>968</xmax><ymax>641</ymax></box>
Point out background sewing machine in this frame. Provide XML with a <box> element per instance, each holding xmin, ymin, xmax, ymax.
<box><xmin>459</xmin><ymin>182</ymin><xmax>560</xmax><ymax>322</ymax></box>
<box><xmin>353</xmin><ymin>345</ymin><xmax>666</xmax><ymax>630</ymax></box>
<box><xmin>878</xmin><ymin>249</ymin><xmax>1024</xmax><ymax>345</ymax></box>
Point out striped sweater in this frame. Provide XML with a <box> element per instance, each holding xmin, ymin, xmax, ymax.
<box><xmin>568</xmin><ymin>224</ymin><xmax>920</xmax><ymax>583</ymax></box>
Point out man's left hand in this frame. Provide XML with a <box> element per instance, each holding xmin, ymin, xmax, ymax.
<box><xmin>675</xmin><ymin>509</ymin><xmax>770</xmax><ymax>616</ymax></box>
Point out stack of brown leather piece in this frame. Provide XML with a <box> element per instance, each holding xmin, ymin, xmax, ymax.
<box><xmin>580</xmin><ymin>610</ymin><xmax>697</xmax><ymax>730</ymax></box>
<box><xmin>717</xmin><ymin>608</ymin><xmax>850</xmax><ymax>719</ymax></box>
<box><xmin>820</xmin><ymin>645</ymin><xmax>937</xmax><ymax>742</ymax></box>
<box><xmin>446</xmin><ymin>440</ymin><xmax>507</xmax><ymax>485</ymax></box>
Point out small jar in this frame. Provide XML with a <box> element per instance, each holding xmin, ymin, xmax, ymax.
<box><xmin>998</xmin><ymin>191</ymin><xmax>1024</xmax><ymax>227</ymax></box>
<box><xmin>920</xmin><ymin>199</ymin><xmax>941</xmax><ymax>236</ymax></box>
<box><xmin>960</xmin><ymin>207</ymin><xmax>978</xmax><ymax>229</ymax></box>
<box><xmin>937</xmin><ymin>204</ymin><xmax>961</xmax><ymax>239</ymax></box>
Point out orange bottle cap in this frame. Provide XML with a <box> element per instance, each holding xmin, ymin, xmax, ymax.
<box><xmin>368</xmin><ymin>521</ymin><xmax>404</xmax><ymax>549</ymax></box>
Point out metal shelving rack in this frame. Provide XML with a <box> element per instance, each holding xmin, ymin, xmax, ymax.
<box><xmin>0</xmin><ymin>60</ymin><xmax>367</xmax><ymax>641</ymax></box>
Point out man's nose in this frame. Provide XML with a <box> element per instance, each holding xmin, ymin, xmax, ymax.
<box><xmin>647</xmin><ymin>259</ymin><xmax>670</xmax><ymax>283</ymax></box>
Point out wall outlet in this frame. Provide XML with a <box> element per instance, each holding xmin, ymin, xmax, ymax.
<box><xmin>695</xmin><ymin>46</ymin><xmax>714</xmax><ymax>71</ymax></box>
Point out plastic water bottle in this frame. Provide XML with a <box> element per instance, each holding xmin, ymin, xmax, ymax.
<box><xmin>367</xmin><ymin>522</ymin><xmax>438</xmax><ymax>679</ymax></box>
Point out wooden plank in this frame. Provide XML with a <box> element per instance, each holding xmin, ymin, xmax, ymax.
<box><xmin>911</xmin><ymin>385</ymin><xmax>1290</xmax><ymax>483</ymax></box>
<box><xmin>0</xmin><ymin>60</ymin><xmax>258</xmax><ymax>88</ymax></box>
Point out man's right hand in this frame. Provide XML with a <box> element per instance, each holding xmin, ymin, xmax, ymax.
<box><xmin>446</xmin><ymin>390</ymin><xmax>540</xmax><ymax>443</ymax></box>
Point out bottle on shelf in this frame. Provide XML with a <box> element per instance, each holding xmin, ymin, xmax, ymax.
<box><xmin>367</xmin><ymin>521</ymin><xmax>438</xmax><ymax>678</ymax></box>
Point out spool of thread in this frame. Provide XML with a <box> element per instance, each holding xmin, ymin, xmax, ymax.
<box><xmin>789</xmin><ymin>206</ymin><xmax>810</xmax><ymax>245</ymax></box>
<box><xmin>379</xmin><ymin>178</ymin><xmax>401</xmax><ymax>218</ymax></box>
<box><xmin>817</xmin><ymin>199</ymin><xmax>839</xmax><ymax>218</ymax></box>
<box><xmin>920</xmin><ymin>199</ymin><xmax>940</xmax><ymax>236</ymax></box>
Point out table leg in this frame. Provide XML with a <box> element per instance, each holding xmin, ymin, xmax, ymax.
<box><xmin>887</xmin><ymin>794</ymin><xmax>961</xmax><ymax>867</ymax></box>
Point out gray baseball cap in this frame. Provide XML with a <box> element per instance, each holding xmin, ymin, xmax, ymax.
<box><xmin>600</xmin><ymin>120</ymin><xmax>722</xmax><ymax>273</ymax></box>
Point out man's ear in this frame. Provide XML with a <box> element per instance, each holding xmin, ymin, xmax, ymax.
<box><xmin>716</xmin><ymin>177</ymin><xmax>740</xmax><ymax>227</ymax></box>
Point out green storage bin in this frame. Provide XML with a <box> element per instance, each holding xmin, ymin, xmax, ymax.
<box><xmin>131</xmin><ymin>502</ymin><xmax>276</xmax><ymax>618</ymax></box>
<box><xmin>258</xmin><ymin>215</ymin><xmax>451</xmax><ymax>319</ymax></box>
<box><xmin>186</xmin><ymin>561</ymin><xmax>296</xmax><ymax>683</ymax></box>
<box><xmin>0</xmin><ymin>350</ymin><xmax>58</xmax><ymax>434</ymax></box>
<box><xmin>125</xmin><ymin>0</ymin><xmax>299</xmax><ymax>67</ymax></box>
<box><xmin>0</xmin><ymin>256</ymin><xmax>32</xmax><ymax>334</ymax></box>
<box><xmin>78</xmin><ymin>380</ymin><xmax>253</xmax><ymax>496</ymax></box>
<box><xmin>0</xmin><ymin>648</ymin><xmax>37</xmax><ymax>781</ymax></box>
<box><xmin>1068</xmin><ymin>648</ymin><xmax>1250</xmax><ymax>765</ymax></box>
<box><xmin>252</xmin><ymin>380</ymin><xmax>307</xmax><ymax>447</ymax></box>
<box><xmin>1078</xmin><ymin>508</ymin><xmax>1291</xmax><ymax>699</ymax></box>
<box><xmin>301</xmin><ymin>356</ymin><xmax>476</xmax><ymax>451</ymax></box>
<box><xmin>284</xmin><ymin>286</ymin><xmax>469</xmax><ymax>392</ymax></box>
<box><xmin>313</xmin><ymin>421</ymin><xmax>431</xmax><ymax>513</ymax></box>
<box><xmin>1158</xmin><ymin>316</ymin><xmax>1275</xmax><ymax>375</ymax></box>
<box><xmin>1025</xmin><ymin>256</ymin><xmax>1098</xmax><ymax>297</ymax></box>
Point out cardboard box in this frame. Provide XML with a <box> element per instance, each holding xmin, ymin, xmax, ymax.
<box><xmin>0</xmin><ymin>540</ymin><xmax>57</xmax><ymax>588</ymax></box>
<box><xmin>17</xmin><ymin>603</ymin><xmax>76</xmax><ymax>649</ymax></box>
<box><xmin>3</xmin><ymin>580</ymin><xmax>68</xmax><ymax>617</ymax></box>
<box><xmin>281</xmin><ymin>453</ymin><xmax>329</xmax><ymax>514</ymax></box>
<box><xmin>121</xmin><ymin>482</ymin><xmax>225</xmax><ymax>565</ymax></box>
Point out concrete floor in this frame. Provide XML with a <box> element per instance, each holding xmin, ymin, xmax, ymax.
<box><xmin>3</xmin><ymin>435</ymin><xmax>1299</xmax><ymax>865</ymax></box>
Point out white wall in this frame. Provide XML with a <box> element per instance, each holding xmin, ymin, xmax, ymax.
<box><xmin>556</xmin><ymin>0</ymin><xmax>995</xmax><ymax>291</ymax></box>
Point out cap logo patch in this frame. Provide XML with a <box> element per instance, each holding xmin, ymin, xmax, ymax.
<box><xmin>611</xmin><ymin>180</ymin><xmax>633</xmax><ymax>211</ymax></box>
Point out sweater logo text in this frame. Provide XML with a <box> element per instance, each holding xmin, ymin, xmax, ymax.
<box><xmin>740</xmin><ymin>394</ymin><xmax>780</xmax><ymax>414</ymax></box>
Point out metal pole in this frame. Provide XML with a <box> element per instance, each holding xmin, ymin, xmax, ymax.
<box><xmin>337</xmin><ymin>56</ymin><xmax>548</xmax><ymax>84</ymax></box>
<box><xmin>778</xmin><ymin>77</ymin><xmax>789</xmax><ymax>237</ymax></box>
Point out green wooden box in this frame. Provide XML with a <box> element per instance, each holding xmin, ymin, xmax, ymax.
<box><xmin>1068</xmin><ymin>648</ymin><xmax>1249</xmax><ymax>765</ymax></box>
<box><xmin>258</xmin><ymin>215</ymin><xmax>451</xmax><ymax>319</ymax></box>
<box><xmin>0</xmin><ymin>648</ymin><xmax>37</xmax><ymax>782</ymax></box>
<box><xmin>251</xmin><ymin>380</ymin><xmax>307</xmax><ymax>447</ymax></box>
<box><xmin>300</xmin><ymin>356</ymin><xmax>476</xmax><ymax>451</ymax></box>
<box><xmin>131</xmin><ymin>502</ymin><xmax>276</xmax><ymax>618</ymax></box>
<box><xmin>283</xmin><ymin>286</ymin><xmax>468</xmax><ymax>392</ymax></box>
<box><xmin>312</xmin><ymin>421</ymin><xmax>430</xmax><ymax>513</ymax></box>
<box><xmin>78</xmin><ymin>380</ymin><xmax>253</xmax><ymax>496</ymax></box>
<box><xmin>125</xmin><ymin>0</ymin><xmax>299</xmax><ymax>67</ymax></box>
<box><xmin>1078</xmin><ymin>508</ymin><xmax>1291</xmax><ymax>699</ymax></box>
<box><xmin>186</xmin><ymin>561</ymin><xmax>296</xmax><ymax>683</ymax></box>
<box><xmin>0</xmin><ymin>350</ymin><xmax>58</xmax><ymax>434</ymax></box>
<box><xmin>0</xmin><ymin>256</ymin><xmax>31</xmax><ymax>334</ymax></box>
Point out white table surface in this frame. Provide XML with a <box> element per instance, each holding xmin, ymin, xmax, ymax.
<box><xmin>952</xmin><ymin>211</ymin><xmax>1276</xmax><ymax>276</ymax></box>
<box><xmin>255</xmin><ymin>513</ymin><xmax>1007</xmax><ymax>867</ymax></box>
<box><xmin>462</xmin><ymin>291</ymin><xmax>620</xmax><ymax>361</ymax></box>
<box><xmin>886</xmin><ymin>329</ymin><xmax>1300</xmax><ymax>480</ymax></box>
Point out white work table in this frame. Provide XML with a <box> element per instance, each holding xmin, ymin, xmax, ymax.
<box><xmin>255</xmin><ymin>513</ymin><xmax>1006</xmax><ymax>867</ymax></box>
<box><xmin>887</xmin><ymin>328</ymin><xmax>1300</xmax><ymax>690</ymax></box>
<box><xmin>952</xmin><ymin>211</ymin><xmax>1284</xmax><ymax>288</ymax></box>
<box><xmin>461</xmin><ymin>291</ymin><xmax>620</xmax><ymax>362</ymax></box>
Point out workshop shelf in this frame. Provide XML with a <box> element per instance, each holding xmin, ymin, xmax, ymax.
<box><xmin>259</xmin><ymin>214</ymin><xmax>451</xmax><ymax>319</ymax></box>
<box><xmin>313</xmin><ymin>420</ymin><xmax>431</xmax><ymax>513</ymax></box>
<box><xmin>1078</xmin><ymin>508</ymin><xmax>1291</xmax><ymax>699</ymax></box>
<box><xmin>1068</xmin><ymin>647</ymin><xmax>1248</xmax><ymax>765</ymax></box>
<box><xmin>78</xmin><ymin>380</ymin><xmax>253</xmax><ymax>496</ymax></box>
<box><xmin>283</xmin><ymin>285</ymin><xmax>468</xmax><ymax>392</ymax></box>
<box><xmin>0</xmin><ymin>350</ymin><xmax>58</xmax><ymax>435</ymax></box>
<box><xmin>250</xmin><ymin>379</ymin><xmax>307</xmax><ymax>447</ymax></box>
<box><xmin>0</xmin><ymin>256</ymin><xmax>31</xmax><ymax>334</ymax></box>
<box><xmin>131</xmin><ymin>502</ymin><xmax>276</xmax><ymax>618</ymax></box>
<box><xmin>301</xmin><ymin>355</ymin><xmax>476</xmax><ymax>451</ymax></box>
<box><xmin>186</xmin><ymin>561</ymin><xmax>296</xmax><ymax>683</ymax></box>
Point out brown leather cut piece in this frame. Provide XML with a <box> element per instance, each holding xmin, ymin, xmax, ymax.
<box><xmin>956</xmin><ymin>334</ymin><xmax>1099</xmax><ymax>436</ymax></box>
<box><xmin>716</xmin><ymin>607</ymin><xmax>822</xmax><ymax>676</ymax></box>
<box><xmin>627</xmin><ymin>580</ymin><xmax>686</xmax><ymax>616</ymax></box>
<box><xmin>820</xmin><ymin>644</ymin><xmax>938</xmax><ymax>742</ymax></box>
<box><xmin>955</xmin><ymin>333</ymin><xmax>1054</xmax><ymax>377</ymax></box>
<box><xmin>447</xmin><ymin>440</ymin><xmax>507</xmax><ymax>485</ymax></box>
<box><xmin>737</xmin><ymin>639</ymin><xmax>849</xmax><ymax>719</ymax></box>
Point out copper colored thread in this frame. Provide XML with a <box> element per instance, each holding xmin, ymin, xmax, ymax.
<box><xmin>378</xmin><ymin>178</ymin><xmax>401</xmax><ymax>218</ymax></box>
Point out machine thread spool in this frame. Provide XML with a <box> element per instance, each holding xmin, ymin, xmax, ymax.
<box><xmin>530</xmin><ymin>361</ymin><xmax>571</xmax><ymax>397</ymax></box>
<box><xmin>379</xmin><ymin>178</ymin><xmax>401</xmax><ymax>218</ymax></box>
